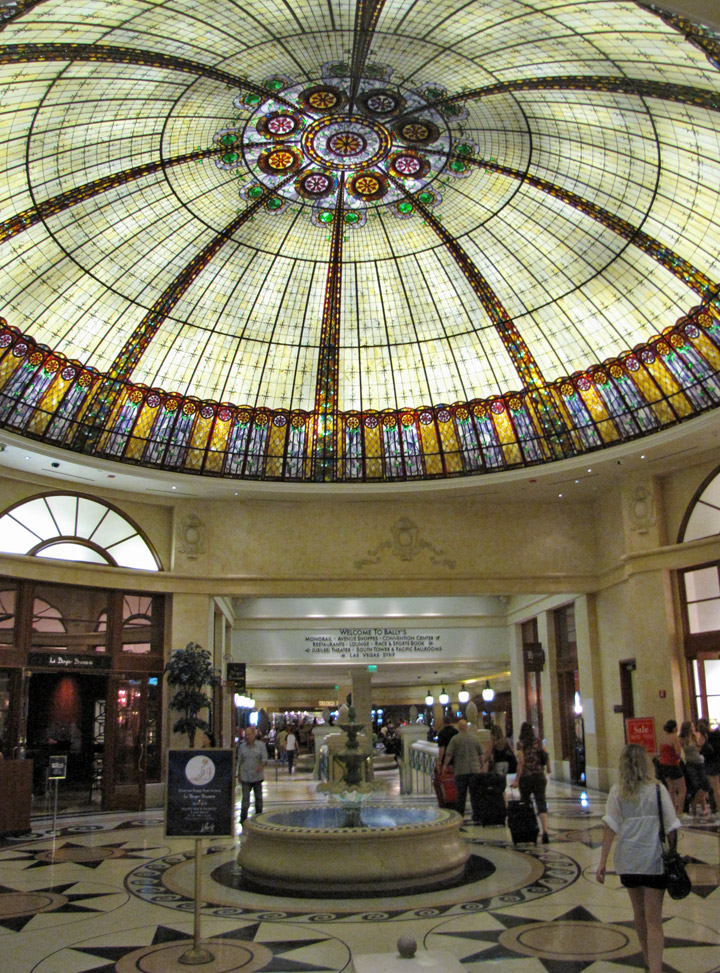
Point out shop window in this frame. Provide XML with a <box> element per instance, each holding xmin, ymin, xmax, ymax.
<box><xmin>0</xmin><ymin>588</ymin><xmax>16</xmax><ymax>647</ymax></box>
<box><xmin>0</xmin><ymin>493</ymin><xmax>161</xmax><ymax>571</ymax></box>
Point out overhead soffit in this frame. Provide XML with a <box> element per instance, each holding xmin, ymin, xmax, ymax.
<box><xmin>0</xmin><ymin>1</ymin><xmax>720</xmax><ymax>484</ymax></box>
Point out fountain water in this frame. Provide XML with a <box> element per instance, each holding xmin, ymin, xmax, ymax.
<box><xmin>237</xmin><ymin>709</ymin><xmax>470</xmax><ymax>896</ymax></box>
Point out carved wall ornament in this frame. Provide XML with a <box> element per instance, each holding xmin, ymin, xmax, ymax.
<box><xmin>628</xmin><ymin>484</ymin><xmax>656</xmax><ymax>534</ymax></box>
<box><xmin>355</xmin><ymin>516</ymin><xmax>455</xmax><ymax>569</ymax></box>
<box><xmin>177</xmin><ymin>513</ymin><xmax>205</xmax><ymax>559</ymax></box>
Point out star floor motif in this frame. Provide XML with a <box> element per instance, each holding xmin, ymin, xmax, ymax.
<box><xmin>425</xmin><ymin>903</ymin><xmax>720</xmax><ymax>972</ymax></box>
<box><xmin>31</xmin><ymin>919</ymin><xmax>351</xmax><ymax>973</ymax></box>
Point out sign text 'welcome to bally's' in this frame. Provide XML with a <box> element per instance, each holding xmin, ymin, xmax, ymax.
<box><xmin>304</xmin><ymin>629</ymin><xmax>443</xmax><ymax>661</ymax></box>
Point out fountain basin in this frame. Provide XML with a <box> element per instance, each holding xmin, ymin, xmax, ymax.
<box><xmin>237</xmin><ymin>805</ymin><xmax>469</xmax><ymax>896</ymax></box>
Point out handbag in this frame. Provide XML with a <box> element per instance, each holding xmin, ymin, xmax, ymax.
<box><xmin>656</xmin><ymin>785</ymin><xmax>691</xmax><ymax>900</ymax></box>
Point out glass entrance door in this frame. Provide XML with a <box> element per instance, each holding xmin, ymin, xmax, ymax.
<box><xmin>103</xmin><ymin>675</ymin><xmax>147</xmax><ymax>811</ymax></box>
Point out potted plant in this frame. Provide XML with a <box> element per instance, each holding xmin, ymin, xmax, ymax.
<box><xmin>164</xmin><ymin>641</ymin><xmax>217</xmax><ymax>747</ymax></box>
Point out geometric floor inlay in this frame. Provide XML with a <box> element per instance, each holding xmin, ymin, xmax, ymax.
<box><xmin>125</xmin><ymin>841</ymin><xmax>580</xmax><ymax>924</ymax></box>
<box><xmin>30</xmin><ymin>919</ymin><xmax>352</xmax><ymax>972</ymax></box>
<box><xmin>0</xmin><ymin>879</ymin><xmax>127</xmax><ymax>932</ymax></box>
<box><xmin>426</xmin><ymin>904</ymin><xmax>720</xmax><ymax>972</ymax></box>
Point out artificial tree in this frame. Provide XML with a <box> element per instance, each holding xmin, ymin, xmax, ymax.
<box><xmin>163</xmin><ymin>641</ymin><xmax>217</xmax><ymax>747</ymax></box>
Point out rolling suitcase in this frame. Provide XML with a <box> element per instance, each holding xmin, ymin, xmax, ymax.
<box><xmin>433</xmin><ymin>765</ymin><xmax>459</xmax><ymax>812</ymax></box>
<box><xmin>476</xmin><ymin>772</ymin><xmax>507</xmax><ymax>825</ymax></box>
<box><xmin>507</xmin><ymin>798</ymin><xmax>539</xmax><ymax>844</ymax></box>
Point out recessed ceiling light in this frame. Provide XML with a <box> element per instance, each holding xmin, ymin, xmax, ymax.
<box><xmin>25</xmin><ymin>455</ymin><xmax>31</xmax><ymax>460</ymax></box>
<box><xmin>640</xmin><ymin>454</ymin><xmax>646</xmax><ymax>459</ymax></box>
<box><xmin>558</xmin><ymin>493</ymin><xmax>563</xmax><ymax>498</ymax></box>
<box><xmin>171</xmin><ymin>486</ymin><xmax>176</xmax><ymax>490</ymax></box>
<box><xmin>587</xmin><ymin>468</ymin><xmax>592</xmax><ymax>473</ymax></box>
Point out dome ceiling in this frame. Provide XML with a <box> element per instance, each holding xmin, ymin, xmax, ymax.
<box><xmin>0</xmin><ymin>0</ymin><xmax>719</xmax><ymax>482</ymax></box>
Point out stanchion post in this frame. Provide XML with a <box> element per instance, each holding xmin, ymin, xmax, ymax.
<box><xmin>51</xmin><ymin>777</ymin><xmax>59</xmax><ymax>836</ymax></box>
<box><xmin>178</xmin><ymin>838</ymin><xmax>214</xmax><ymax>966</ymax></box>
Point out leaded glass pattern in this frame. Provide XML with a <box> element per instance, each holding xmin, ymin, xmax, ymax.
<box><xmin>0</xmin><ymin>0</ymin><xmax>718</xmax><ymax>481</ymax></box>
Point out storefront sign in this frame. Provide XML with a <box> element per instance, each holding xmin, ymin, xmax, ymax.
<box><xmin>524</xmin><ymin>643</ymin><xmax>545</xmax><ymax>672</ymax></box>
<box><xmin>626</xmin><ymin>717</ymin><xmax>656</xmax><ymax>754</ymax></box>
<box><xmin>48</xmin><ymin>755</ymin><xmax>67</xmax><ymax>779</ymax></box>
<box><xmin>28</xmin><ymin>652</ymin><xmax>111</xmax><ymax>670</ymax></box>
<box><xmin>226</xmin><ymin>662</ymin><xmax>246</xmax><ymax>689</ymax></box>
<box><xmin>166</xmin><ymin>749</ymin><xmax>234</xmax><ymax>837</ymax></box>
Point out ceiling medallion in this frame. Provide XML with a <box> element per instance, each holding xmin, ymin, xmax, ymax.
<box><xmin>218</xmin><ymin>65</ymin><xmax>471</xmax><ymax>229</ymax></box>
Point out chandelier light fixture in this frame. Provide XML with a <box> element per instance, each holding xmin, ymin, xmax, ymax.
<box><xmin>458</xmin><ymin>684</ymin><xmax>470</xmax><ymax>704</ymax></box>
<box><xmin>438</xmin><ymin>687</ymin><xmax>450</xmax><ymax>705</ymax></box>
<box><xmin>424</xmin><ymin>690</ymin><xmax>434</xmax><ymax>706</ymax></box>
<box><xmin>481</xmin><ymin>680</ymin><xmax>495</xmax><ymax>703</ymax></box>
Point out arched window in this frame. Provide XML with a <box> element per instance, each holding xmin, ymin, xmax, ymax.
<box><xmin>0</xmin><ymin>493</ymin><xmax>161</xmax><ymax>571</ymax></box>
<box><xmin>678</xmin><ymin>468</ymin><xmax>720</xmax><ymax>724</ymax></box>
<box><xmin>681</xmin><ymin>472</ymin><xmax>720</xmax><ymax>543</ymax></box>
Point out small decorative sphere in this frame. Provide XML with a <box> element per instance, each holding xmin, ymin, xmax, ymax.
<box><xmin>397</xmin><ymin>936</ymin><xmax>417</xmax><ymax>958</ymax></box>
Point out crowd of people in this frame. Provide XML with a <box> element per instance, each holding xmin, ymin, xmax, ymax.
<box><xmin>234</xmin><ymin>708</ymin><xmax>715</xmax><ymax>973</ymax></box>
<box><xmin>656</xmin><ymin>717</ymin><xmax>720</xmax><ymax>820</ymax></box>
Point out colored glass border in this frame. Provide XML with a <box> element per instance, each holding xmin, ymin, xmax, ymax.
<box><xmin>0</xmin><ymin>300</ymin><xmax>718</xmax><ymax>483</ymax></box>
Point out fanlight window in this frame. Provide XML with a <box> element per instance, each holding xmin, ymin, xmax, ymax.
<box><xmin>680</xmin><ymin>468</ymin><xmax>720</xmax><ymax>637</ymax></box>
<box><xmin>682</xmin><ymin>472</ymin><xmax>720</xmax><ymax>543</ymax></box>
<box><xmin>0</xmin><ymin>494</ymin><xmax>160</xmax><ymax>571</ymax></box>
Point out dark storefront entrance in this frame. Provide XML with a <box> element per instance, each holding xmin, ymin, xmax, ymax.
<box><xmin>0</xmin><ymin>578</ymin><xmax>164</xmax><ymax>812</ymax></box>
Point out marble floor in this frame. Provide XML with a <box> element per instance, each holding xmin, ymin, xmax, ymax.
<box><xmin>1</xmin><ymin>769</ymin><xmax>719</xmax><ymax>972</ymax></box>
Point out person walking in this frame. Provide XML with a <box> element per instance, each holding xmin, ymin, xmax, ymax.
<box><xmin>442</xmin><ymin>719</ymin><xmax>484</xmax><ymax>823</ymax></box>
<box><xmin>237</xmin><ymin>726</ymin><xmax>267</xmax><ymax>826</ymax></box>
<box><xmin>285</xmin><ymin>726</ymin><xmax>298</xmax><ymax>774</ymax></box>
<box><xmin>656</xmin><ymin>719</ymin><xmax>685</xmax><ymax>817</ymax></box>
<box><xmin>680</xmin><ymin>720</ymin><xmax>710</xmax><ymax>817</ymax></box>
<box><xmin>596</xmin><ymin>743</ymin><xmax>681</xmax><ymax>973</ymax></box>
<box><xmin>696</xmin><ymin>719</ymin><xmax>720</xmax><ymax>817</ymax></box>
<box><xmin>485</xmin><ymin>724</ymin><xmax>516</xmax><ymax>797</ymax></box>
<box><xmin>513</xmin><ymin>721</ymin><xmax>551</xmax><ymax>843</ymax></box>
<box><xmin>276</xmin><ymin>726</ymin><xmax>288</xmax><ymax>764</ymax></box>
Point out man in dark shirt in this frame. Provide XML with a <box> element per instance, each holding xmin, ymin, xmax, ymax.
<box><xmin>437</xmin><ymin>716</ymin><xmax>459</xmax><ymax>766</ymax></box>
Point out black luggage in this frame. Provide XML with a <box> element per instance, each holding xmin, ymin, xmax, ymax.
<box><xmin>475</xmin><ymin>772</ymin><xmax>506</xmax><ymax>825</ymax></box>
<box><xmin>507</xmin><ymin>798</ymin><xmax>539</xmax><ymax>844</ymax></box>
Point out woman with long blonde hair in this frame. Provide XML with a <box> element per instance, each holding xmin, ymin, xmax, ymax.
<box><xmin>596</xmin><ymin>744</ymin><xmax>681</xmax><ymax>973</ymax></box>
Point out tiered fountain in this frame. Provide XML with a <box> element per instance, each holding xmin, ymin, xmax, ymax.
<box><xmin>237</xmin><ymin>708</ymin><xmax>469</xmax><ymax>896</ymax></box>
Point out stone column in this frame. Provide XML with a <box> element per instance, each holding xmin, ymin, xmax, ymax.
<box><xmin>350</xmin><ymin>667</ymin><xmax>372</xmax><ymax>731</ymax></box>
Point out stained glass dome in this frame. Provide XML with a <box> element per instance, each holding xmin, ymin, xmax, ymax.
<box><xmin>0</xmin><ymin>0</ymin><xmax>719</xmax><ymax>482</ymax></box>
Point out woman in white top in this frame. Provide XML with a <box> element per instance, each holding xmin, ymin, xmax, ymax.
<box><xmin>596</xmin><ymin>744</ymin><xmax>681</xmax><ymax>973</ymax></box>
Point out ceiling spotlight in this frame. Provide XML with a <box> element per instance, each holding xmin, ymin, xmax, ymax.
<box><xmin>481</xmin><ymin>680</ymin><xmax>495</xmax><ymax>703</ymax></box>
<box><xmin>439</xmin><ymin>687</ymin><xmax>450</xmax><ymax>705</ymax></box>
<box><xmin>458</xmin><ymin>684</ymin><xmax>470</xmax><ymax>704</ymax></box>
<box><xmin>424</xmin><ymin>690</ymin><xmax>434</xmax><ymax>706</ymax></box>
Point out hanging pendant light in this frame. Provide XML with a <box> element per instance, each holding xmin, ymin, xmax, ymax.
<box><xmin>481</xmin><ymin>680</ymin><xmax>495</xmax><ymax>702</ymax></box>
<box><xmin>424</xmin><ymin>690</ymin><xmax>434</xmax><ymax>706</ymax></box>
<box><xmin>439</xmin><ymin>687</ymin><xmax>450</xmax><ymax>705</ymax></box>
<box><xmin>458</xmin><ymin>684</ymin><xmax>470</xmax><ymax>704</ymax></box>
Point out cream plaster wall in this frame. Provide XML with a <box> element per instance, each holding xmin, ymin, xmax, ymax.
<box><xmin>1</xmin><ymin>453</ymin><xmax>719</xmax><ymax>791</ymax></box>
<box><xmin>170</xmin><ymin>495</ymin><xmax>599</xmax><ymax>592</ymax></box>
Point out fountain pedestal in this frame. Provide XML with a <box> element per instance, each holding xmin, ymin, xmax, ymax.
<box><xmin>237</xmin><ymin>708</ymin><xmax>469</xmax><ymax>896</ymax></box>
<box><xmin>237</xmin><ymin>805</ymin><xmax>469</xmax><ymax>896</ymax></box>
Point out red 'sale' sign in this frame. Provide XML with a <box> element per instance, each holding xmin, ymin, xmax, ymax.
<box><xmin>626</xmin><ymin>717</ymin><xmax>657</xmax><ymax>754</ymax></box>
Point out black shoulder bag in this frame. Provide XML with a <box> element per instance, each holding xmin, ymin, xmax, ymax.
<box><xmin>656</xmin><ymin>784</ymin><xmax>691</xmax><ymax>900</ymax></box>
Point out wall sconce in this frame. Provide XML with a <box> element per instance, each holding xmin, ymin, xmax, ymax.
<box><xmin>424</xmin><ymin>690</ymin><xmax>434</xmax><ymax>706</ymax></box>
<box><xmin>481</xmin><ymin>680</ymin><xmax>495</xmax><ymax>703</ymax></box>
<box><xmin>439</xmin><ymin>687</ymin><xmax>450</xmax><ymax>705</ymax></box>
<box><xmin>458</xmin><ymin>684</ymin><xmax>470</xmax><ymax>704</ymax></box>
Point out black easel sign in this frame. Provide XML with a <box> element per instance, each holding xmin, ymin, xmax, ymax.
<box><xmin>48</xmin><ymin>755</ymin><xmax>67</xmax><ymax>780</ymax></box>
<box><xmin>166</xmin><ymin>749</ymin><xmax>234</xmax><ymax>837</ymax></box>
